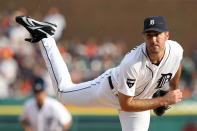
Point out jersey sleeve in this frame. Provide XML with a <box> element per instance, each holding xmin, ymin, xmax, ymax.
<box><xmin>117</xmin><ymin>53</ymin><xmax>138</xmax><ymax>96</ymax></box>
<box><xmin>175</xmin><ymin>41</ymin><xmax>183</xmax><ymax>62</ymax></box>
<box><xmin>55</xmin><ymin>102</ymin><xmax>72</xmax><ymax>125</ymax></box>
<box><xmin>19</xmin><ymin>102</ymin><xmax>29</xmax><ymax>121</ymax></box>
<box><xmin>169</xmin><ymin>40</ymin><xmax>184</xmax><ymax>63</ymax></box>
<box><xmin>178</xmin><ymin>44</ymin><xmax>183</xmax><ymax>62</ymax></box>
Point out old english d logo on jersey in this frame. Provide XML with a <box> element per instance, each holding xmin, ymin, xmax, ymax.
<box><xmin>127</xmin><ymin>78</ymin><xmax>136</xmax><ymax>88</ymax></box>
<box><xmin>156</xmin><ymin>73</ymin><xmax>172</xmax><ymax>89</ymax></box>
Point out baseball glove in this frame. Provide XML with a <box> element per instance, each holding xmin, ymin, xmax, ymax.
<box><xmin>152</xmin><ymin>90</ymin><xmax>170</xmax><ymax>116</ymax></box>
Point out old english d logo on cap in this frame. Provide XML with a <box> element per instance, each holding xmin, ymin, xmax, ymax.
<box><xmin>149</xmin><ymin>19</ymin><xmax>155</xmax><ymax>25</ymax></box>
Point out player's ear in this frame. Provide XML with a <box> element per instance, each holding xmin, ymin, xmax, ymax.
<box><xmin>165</xmin><ymin>31</ymin><xmax>170</xmax><ymax>40</ymax></box>
<box><xmin>142</xmin><ymin>33</ymin><xmax>146</xmax><ymax>41</ymax></box>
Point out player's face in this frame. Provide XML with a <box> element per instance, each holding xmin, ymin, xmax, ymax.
<box><xmin>34</xmin><ymin>92</ymin><xmax>46</xmax><ymax>106</ymax></box>
<box><xmin>144</xmin><ymin>31</ymin><xmax>169</xmax><ymax>54</ymax></box>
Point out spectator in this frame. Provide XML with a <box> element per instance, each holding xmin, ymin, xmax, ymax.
<box><xmin>0</xmin><ymin>46</ymin><xmax>18</xmax><ymax>98</ymax></box>
<box><xmin>43</xmin><ymin>7</ymin><xmax>66</xmax><ymax>41</ymax></box>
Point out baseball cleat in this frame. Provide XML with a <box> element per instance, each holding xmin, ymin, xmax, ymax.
<box><xmin>15</xmin><ymin>16</ymin><xmax>57</xmax><ymax>43</ymax></box>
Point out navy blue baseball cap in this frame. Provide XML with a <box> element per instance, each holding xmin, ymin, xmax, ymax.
<box><xmin>143</xmin><ymin>16</ymin><xmax>167</xmax><ymax>33</ymax></box>
<box><xmin>32</xmin><ymin>77</ymin><xmax>45</xmax><ymax>93</ymax></box>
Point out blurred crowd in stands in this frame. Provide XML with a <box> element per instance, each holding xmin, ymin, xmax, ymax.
<box><xmin>0</xmin><ymin>8</ymin><xmax>197</xmax><ymax>100</ymax></box>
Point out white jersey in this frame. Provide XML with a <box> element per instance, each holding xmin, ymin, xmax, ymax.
<box><xmin>20</xmin><ymin>97</ymin><xmax>72</xmax><ymax>131</ymax></box>
<box><xmin>111</xmin><ymin>40</ymin><xmax>183</xmax><ymax>99</ymax></box>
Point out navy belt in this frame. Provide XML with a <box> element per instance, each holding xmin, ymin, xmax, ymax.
<box><xmin>108</xmin><ymin>76</ymin><xmax>114</xmax><ymax>90</ymax></box>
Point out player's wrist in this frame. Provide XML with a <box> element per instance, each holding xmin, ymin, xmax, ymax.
<box><xmin>158</xmin><ymin>96</ymin><xmax>168</xmax><ymax>107</ymax></box>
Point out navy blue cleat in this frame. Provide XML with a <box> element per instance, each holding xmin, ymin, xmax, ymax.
<box><xmin>15</xmin><ymin>16</ymin><xmax>57</xmax><ymax>43</ymax></box>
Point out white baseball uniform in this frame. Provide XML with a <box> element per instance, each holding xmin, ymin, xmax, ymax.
<box><xmin>20</xmin><ymin>96</ymin><xmax>72</xmax><ymax>131</ymax></box>
<box><xmin>39</xmin><ymin>37</ymin><xmax>183</xmax><ymax>131</ymax></box>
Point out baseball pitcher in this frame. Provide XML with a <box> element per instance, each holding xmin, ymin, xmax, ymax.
<box><xmin>15</xmin><ymin>15</ymin><xmax>183</xmax><ymax>131</ymax></box>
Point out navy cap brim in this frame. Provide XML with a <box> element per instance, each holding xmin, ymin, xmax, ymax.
<box><xmin>143</xmin><ymin>28</ymin><xmax>167</xmax><ymax>33</ymax></box>
<box><xmin>33</xmin><ymin>89</ymin><xmax>44</xmax><ymax>94</ymax></box>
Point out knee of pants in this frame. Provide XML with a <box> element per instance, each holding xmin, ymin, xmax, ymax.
<box><xmin>54</xmin><ymin>83</ymin><xmax>73</xmax><ymax>102</ymax></box>
<box><xmin>57</xmin><ymin>81</ymin><xmax>75</xmax><ymax>90</ymax></box>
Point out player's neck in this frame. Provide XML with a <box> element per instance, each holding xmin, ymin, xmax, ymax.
<box><xmin>147</xmin><ymin>49</ymin><xmax>165</xmax><ymax>65</ymax></box>
<box><xmin>36</xmin><ymin>99</ymin><xmax>44</xmax><ymax>109</ymax></box>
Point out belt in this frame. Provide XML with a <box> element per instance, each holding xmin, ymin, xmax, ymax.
<box><xmin>108</xmin><ymin>76</ymin><xmax>114</xmax><ymax>90</ymax></box>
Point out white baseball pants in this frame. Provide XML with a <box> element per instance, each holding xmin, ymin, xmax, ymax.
<box><xmin>39</xmin><ymin>37</ymin><xmax>150</xmax><ymax>131</ymax></box>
